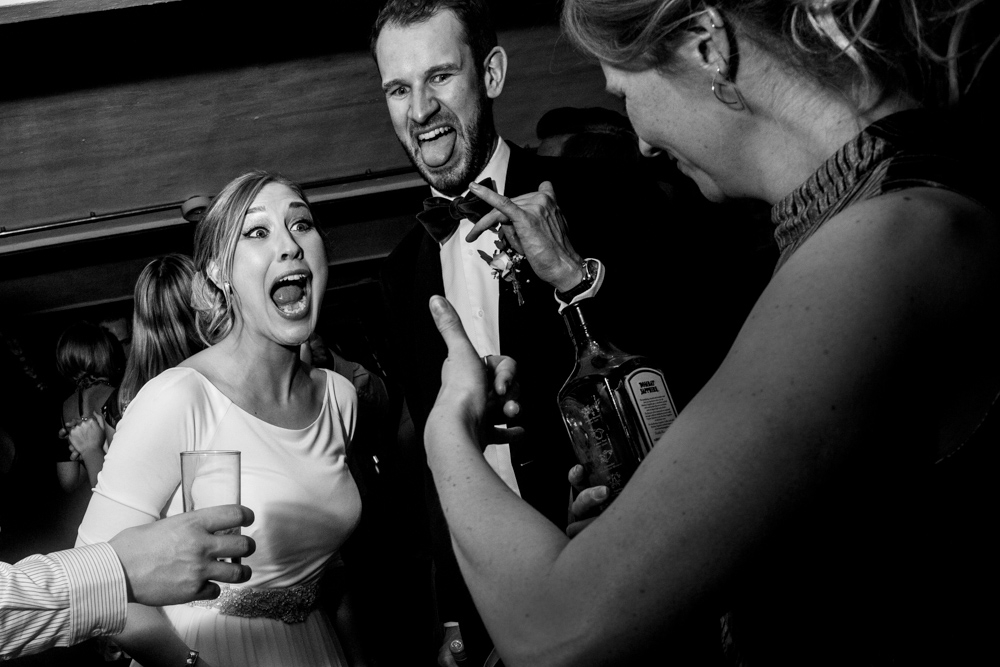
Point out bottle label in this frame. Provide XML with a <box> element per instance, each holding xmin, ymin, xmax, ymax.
<box><xmin>624</xmin><ymin>368</ymin><xmax>677</xmax><ymax>452</ymax></box>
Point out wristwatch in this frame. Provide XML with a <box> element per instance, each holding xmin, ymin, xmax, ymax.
<box><xmin>185</xmin><ymin>650</ymin><xmax>200</xmax><ymax>666</ymax></box>
<box><xmin>556</xmin><ymin>258</ymin><xmax>598</xmax><ymax>302</ymax></box>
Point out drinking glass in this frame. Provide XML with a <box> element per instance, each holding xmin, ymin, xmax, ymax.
<box><xmin>180</xmin><ymin>450</ymin><xmax>241</xmax><ymax>564</ymax></box>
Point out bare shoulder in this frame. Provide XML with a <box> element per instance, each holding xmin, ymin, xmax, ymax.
<box><xmin>822</xmin><ymin>188</ymin><xmax>997</xmax><ymax>286</ymax></box>
<box><xmin>766</xmin><ymin>187</ymin><xmax>1000</xmax><ymax>324</ymax></box>
<box><xmin>704</xmin><ymin>187</ymin><xmax>1000</xmax><ymax>440</ymax></box>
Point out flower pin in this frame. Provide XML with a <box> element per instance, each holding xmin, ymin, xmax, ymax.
<box><xmin>477</xmin><ymin>232</ymin><xmax>526</xmax><ymax>306</ymax></box>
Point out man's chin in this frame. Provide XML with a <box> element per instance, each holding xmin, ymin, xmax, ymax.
<box><xmin>416</xmin><ymin>160</ymin><xmax>474</xmax><ymax>197</ymax></box>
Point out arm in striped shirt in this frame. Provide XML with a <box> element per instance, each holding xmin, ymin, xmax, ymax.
<box><xmin>0</xmin><ymin>542</ymin><xmax>126</xmax><ymax>660</ymax></box>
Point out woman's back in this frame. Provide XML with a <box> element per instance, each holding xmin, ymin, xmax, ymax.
<box><xmin>60</xmin><ymin>381</ymin><xmax>114</xmax><ymax>430</ymax></box>
<box><xmin>720</xmin><ymin>109</ymin><xmax>1000</xmax><ymax>664</ymax></box>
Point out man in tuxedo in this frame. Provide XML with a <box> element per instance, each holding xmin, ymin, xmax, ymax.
<box><xmin>372</xmin><ymin>1</ymin><xmax>773</xmax><ymax>664</ymax></box>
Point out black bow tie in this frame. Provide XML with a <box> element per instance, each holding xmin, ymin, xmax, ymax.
<box><xmin>416</xmin><ymin>178</ymin><xmax>497</xmax><ymax>244</ymax></box>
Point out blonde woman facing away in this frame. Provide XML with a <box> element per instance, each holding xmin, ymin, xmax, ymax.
<box><xmin>422</xmin><ymin>1</ymin><xmax>1000</xmax><ymax>665</ymax></box>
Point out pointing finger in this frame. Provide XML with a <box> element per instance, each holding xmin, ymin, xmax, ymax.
<box><xmin>469</xmin><ymin>182</ymin><xmax>525</xmax><ymax>224</ymax></box>
<box><xmin>466</xmin><ymin>210</ymin><xmax>507</xmax><ymax>242</ymax></box>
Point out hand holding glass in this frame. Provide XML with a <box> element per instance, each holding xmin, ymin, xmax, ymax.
<box><xmin>181</xmin><ymin>450</ymin><xmax>242</xmax><ymax>564</ymax></box>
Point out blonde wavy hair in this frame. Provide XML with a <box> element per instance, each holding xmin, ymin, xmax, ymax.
<box><xmin>562</xmin><ymin>0</ymin><xmax>998</xmax><ymax>109</ymax></box>
<box><xmin>191</xmin><ymin>170</ymin><xmax>311</xmax><ymax>346</ymax></box>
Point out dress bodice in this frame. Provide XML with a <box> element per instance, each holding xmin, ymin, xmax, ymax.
<box><xmin>79</xmin><ymin>366</ymin><xmax>361</xmax><ymax>589</ymax></box>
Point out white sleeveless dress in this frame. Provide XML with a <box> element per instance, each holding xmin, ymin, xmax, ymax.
<box><xmin>77</xmin><ymin>367</ymin><xmax>362</xmax><ymax>667</ymax></box>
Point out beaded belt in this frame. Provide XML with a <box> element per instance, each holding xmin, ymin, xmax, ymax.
<box><xmin>189</xmin><ymin>580</ymin><xmax>319</xmax><ymax>624</ymax></box>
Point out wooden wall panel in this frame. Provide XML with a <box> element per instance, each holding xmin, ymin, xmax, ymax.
<box><xmin>1</xmin><ymin>24</ymin><xmax>618</xmax><ymax>239</ymax></box>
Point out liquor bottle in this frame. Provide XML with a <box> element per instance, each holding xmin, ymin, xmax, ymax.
<box><xmin>557</xmin><ymin>298</ymin><xmax>678</xmax><ymax>502</ymax></box>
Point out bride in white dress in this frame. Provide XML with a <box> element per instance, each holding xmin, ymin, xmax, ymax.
<box><xmin>77</xmin><ymin>171</ymin><xmax>365</xmax><ymax>667</ymax></box>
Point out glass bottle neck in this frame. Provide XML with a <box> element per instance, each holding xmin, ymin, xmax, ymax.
<box><xmin>562</xmin><ymin>301</ymin><xmax>609</xmax><ymax>357</ymax></box>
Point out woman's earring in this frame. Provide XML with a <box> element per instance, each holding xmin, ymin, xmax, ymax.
<box><xmin>712</xmin><ymin>66</ymin><xmax>748</xmax><ymax>112</ymax></box>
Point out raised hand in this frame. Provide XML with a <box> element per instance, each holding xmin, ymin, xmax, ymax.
<box><xmin>466</xmin><ymin>181</ymin><xmax>587</xmax><ymax>292</ymax></box>
<box><xmin>427</xmin><ymin>296</ymin><xmax>523</xmax><ymax>449</ymax></box>
<box><xmin>67</xmin><ymin>411</ymin><xmax>107</xmax><ymax>459</ymax></box>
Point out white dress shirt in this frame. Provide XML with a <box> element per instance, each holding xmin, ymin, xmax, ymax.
<box><xmin>0</xmin><ymin>542</ymin><xmax>127</xmax><ymax>660</ymax></box>
<box><xmin>431</xmin><ymin>139</ymin><xmax>521</xmax><ymax>496</ymax></box>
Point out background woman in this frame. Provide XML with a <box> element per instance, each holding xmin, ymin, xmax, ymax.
<box><xmin>421</xmin><ymin>1</ymin><xmax>999</xmax><ymax>665</ymax></box>
<box><xmin>111</xmin><ymin>253</ymin><xmax>205</xmax><ymax>440</ymax></box>
<box><xmin>66</xmin><ymin>254</ymin><xmax>204</xmax><ymax>467</ymax></box>
<box><xmin>54</xmin><ymin>320</ymin><xmax>125</xmax><ymax>491</ymax></box>
<box><xmin>77</xmin><ymin>171</ymin><xmax>366</xmax><ymax>667</ymax></box>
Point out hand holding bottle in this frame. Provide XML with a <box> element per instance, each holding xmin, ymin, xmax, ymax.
<box><xmin>566</xmin><ymin>464</ymin><xmax>608</xmax><ymax>538</ymax></box>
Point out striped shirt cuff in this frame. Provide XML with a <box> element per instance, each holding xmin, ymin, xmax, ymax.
<box><xmin>49</xmin><ymin>542</ymin><xmax>128</xmax><ymax>645</ymax></box>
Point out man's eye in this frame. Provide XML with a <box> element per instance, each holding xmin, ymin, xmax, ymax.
<box><xmin>388</xmin><ymin>86</ymin><xmax>408</xmax><ymax>98</ymax></box>
<box><xmin>431</xmin><ymin>73</ymin><xmax>451</xmax><ymax>84</ymax></box>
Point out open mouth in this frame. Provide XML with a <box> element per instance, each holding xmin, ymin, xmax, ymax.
<box><xmin>269</xmin><ymin>272</ymin><xmax>311</xmax><ymax>318</ymax></box>
<box><xmin>415</xmin><ymin>125</ymin><xmax>457</xmax><ymax>168</ymax></box>
<box><xmin>417</xmin><ymin>126</ymin><xmax>454</xmax><ymax>142</ymax></box>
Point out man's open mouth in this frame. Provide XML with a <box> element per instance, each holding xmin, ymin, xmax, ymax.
<box><xmin>417</xmin><ymin>126</ymin><xmax>455</xmax><ymax>142</ymax></box>
<box><xmin>415</xmin><ymin>125</ymin><xmax>458</xmax><ymax>168</ymax></box>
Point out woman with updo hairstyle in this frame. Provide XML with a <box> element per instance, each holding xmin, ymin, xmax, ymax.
<box><xmin>77</xmin><ymin>171</ymin><xmax>368</xmax><ymax>667</ymax></box>
<box><xmin>418</xmin><ymin>1</ymin><xmax>1000</xmax><ymax>665</ymax></box>
<box><xmin>54</xmin><ymin>320</ymin><xmax>125</xmax><ymax>491</ymax></box>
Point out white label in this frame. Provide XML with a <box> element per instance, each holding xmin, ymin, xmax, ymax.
<box><xmin>625</xmin><ymin>368</ymin><xmax>677</xmax><ymax>452</ymax></box>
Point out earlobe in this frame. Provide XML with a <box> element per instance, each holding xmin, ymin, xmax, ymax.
<box><xmin>483</xmin><ymin>46</ymin><xmax>507</xmax><ymax>99</ymax></box>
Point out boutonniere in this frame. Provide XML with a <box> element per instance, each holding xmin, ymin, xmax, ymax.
<box><xmin>477</xmin><ymin>231</ymin><xmax>525</xmax><ymax>305</ymax></box>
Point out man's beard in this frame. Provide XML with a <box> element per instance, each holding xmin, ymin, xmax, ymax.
<box><xmin>402</xmin><ymin>98</ymin><xmax>496</xmax><ymax>197</ymax></box>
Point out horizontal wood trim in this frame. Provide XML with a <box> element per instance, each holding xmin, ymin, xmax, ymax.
<box><xmin>0</xmin><ymin>0</ymin><xmax>180</xmax><ymax>25</ymax></box>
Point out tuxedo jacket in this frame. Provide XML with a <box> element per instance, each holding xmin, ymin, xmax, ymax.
<box><xmin>379</xmin><ymin>141</ymin><xmax>774</xmax><ymax>662</ymax></box>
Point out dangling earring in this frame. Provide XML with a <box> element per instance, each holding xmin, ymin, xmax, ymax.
<box><xmin>712</xmin><ymin>65</ymin><xmax>748</xmax><ymax>112</ymax></box>
<box><xmin>221</xmin><ymin>281</ymin><xmax>232</xmax><ymax>308</ymax></box>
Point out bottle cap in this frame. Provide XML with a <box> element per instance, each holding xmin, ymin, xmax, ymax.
<box><xmin>449</xmin><ymin>638</ymin><xmax>467</xmax><ymax>662</ymax></box>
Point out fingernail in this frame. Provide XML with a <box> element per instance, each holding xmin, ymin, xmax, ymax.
<box><xmin>429</xmin><ymin>295</ymin><xmax>446</xmax><ymax>315</ymax></box>
<box><xmin>594</xmin><ymin>486</ymin><xmax>608</xmax><ymax>500</ymax></box>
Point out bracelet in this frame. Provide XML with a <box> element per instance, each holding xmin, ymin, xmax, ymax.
<box><xmin>185</xmin><ymin>649</ymin><xmax>199</xmax><ymax>666</ymax></box>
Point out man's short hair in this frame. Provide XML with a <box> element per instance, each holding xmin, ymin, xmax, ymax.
<box><xmin>370</xmin><ymin>0</ymin><xmax>498</xmax><ymax>75</ymax></box>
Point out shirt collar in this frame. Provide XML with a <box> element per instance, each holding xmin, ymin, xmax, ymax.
<box><xmin>430</xmin><ymin>136</ymin><xmax>509</xmax><ymax>201</ymax></box>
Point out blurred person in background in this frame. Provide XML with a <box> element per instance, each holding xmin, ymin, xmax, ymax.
<box><xmin>54</xmin><ymin>321</ymin><xmax>125</xmax><ymax>493</ymax></box>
